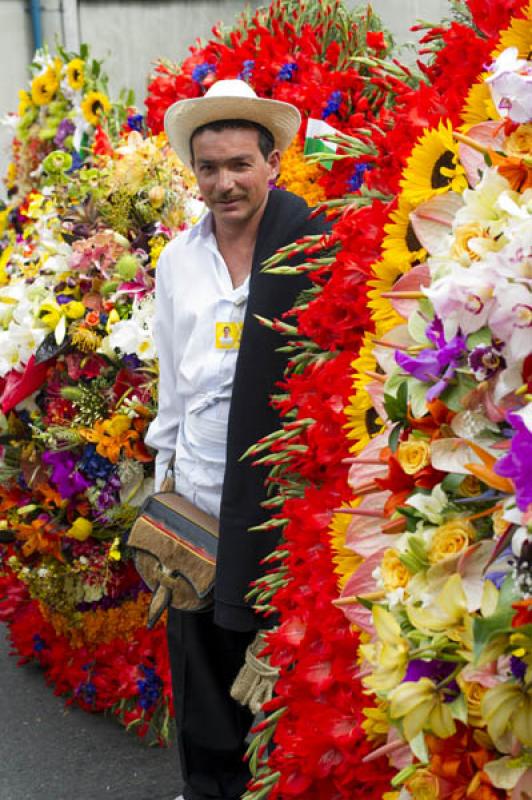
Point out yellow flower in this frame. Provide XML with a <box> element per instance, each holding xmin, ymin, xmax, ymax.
<box><xmin>362</xmin><ymin>606</ymin><xmax>410</xmax><ymax>692</ymax></box>
<box><xmin>497</xmin><ymin>5</ymin><xmax>531</xmax><ymax>58</ymax></box>
<box><xmin>461</xmin><ymin>80</ymin><xmax>499</xmax><ymax>128</ymax></box>
<box><xmin>66</xmin><ymin>58</ymin><xmax>85</xmax><ymax>90</ymax></box>
<box><xmin>450</xmin><ymin>222</ymin><xmax>495</xmax><ymax>263</ymax></box>
<box><xmin>481</xmin><ymin>683</ymin><xmax>532</xmax><ymax>747</ymax></box>
<box><xmin>381</xmin><ymin>548</ymin><xmax>411</xmax><ymax>591</ymax></box>
<box><xmin>458</xmin><ymin>475</ymin><xmax>482</xmax><ymax>497</ymax></box>
<box><xmin>279</xmin><ymin>138</ymin><xmax>327</xmax><ymax>208</ymax></box>
<box><xmin>18</xmin><ymin>89</ymin><xmax>33</xmax><ymax>116</ymax></box>
<box><xmin>400</xmin><ymin>121</ymin><xmax>467</xmax><ymax>207</ymax></box>
<box><xmin>361</xmin><ymin>703</ymin><xmax>390</xmax><ymax>742</ymax></box>
<box><xmin>405</xmin><ymin>769</ymin><xmax>440</xmax><ymax>800</ymax></box>
<box><xmin>148</xmin><ymin>235</ymin><xmax>166</xmax><ymax>268</ymax></box>
<box><xmin>67</xmin><ymin>518</ymin><xmax>93</xmax><ymax>541</ymax></box>
<box><xmin>504</xmin><ymin>123</ymin><xmax>532</xmax><ymax>159</ymax></box>
<box><xmin>63</xmin><ymin>300</ymin><xmax>86</xmax><ymax>319</ymax></box>
<box><xmin>0</xmin><ymin>244</ymin><xmax>12</xmax><ymax>286</ymax></box>
<box><xmin>81</xmin><ymin>90</ymin><xmax>111</xmax><ymax>126</ymax></box>
<box><xmin>407</xmin><ymin>573</ymin><xmax>467</xmax><ymax>636</ymax></box>
<box><xmin>381</xmin><ymin>194</ymin><xmax>427</xmax><ymax>271</ymax></box>
<box><xmin>389</xmin><ymin>678</ymin><xmax>456</xmax><ymax>741</ymax></box>
<box><xmin>329</xmin><ymin>505</ymin><xmax>362</xmax><ymax>589</ymax></box>
<box><xmin>457</xmin><ymin>676</ymin><xmax>487</xmax><ymax>728</ymax></box>
<box><xmin>397</xmin><ymin>438</ymin><xmax>431</xmax><ymax>475</ymax></box>
<box><xmin>31</xmin><ymin>68</ymin><xmax>58</xmax><ymax>106</ymax></box>
<box><xmin>428</xmin><ymin>519</ymin><xmax>474</xmax><ymax>564</ymax></box>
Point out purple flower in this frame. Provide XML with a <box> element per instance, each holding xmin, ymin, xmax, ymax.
<box><xmin>239</xmin><ymin>60</ymin><xmax>254</xmax><ymax>81</ymax></box>
<box><xmin>468</xmin><ymin>341</ymin><xmax>506</xmax><ymax>381</ymax></box>
<box><xmin>395</xmin><ymin>317</ymin><xmax>466</xmax><ymax>401</ymax></box>
<box><xmin>191</xmin><ymin>62</ymin><xmax>216</xmax><ymax>84</ymax></box>
<box><xmin>42</xmin><ymin>451</ymin><xmax>91</xmax><ymax>499</ymax></box>
<box><xmin>403</xmin><ymin>659</ymin><xmax>459</xmax><ymax>701</ymax></box>
<box><xmin>495</xmin><ymin>412</ymin><xmax>532</xmax><ymax>510</ymax></box>
<box><xmin>348</xmin><ymin>162</ymin><xmax>374</xmax><ymax>192</ymax></box>
<box><xmin>322</xmin><ymin>90</ymin><xmax>342</xmax><ymax>119</ymax></box>
<box><xmin>54</xmin><ymin>118</ymin><xmax>75</xmax><ymax>147</ymax></box>
<box><xmin>127</xmin><ymin>114</ymin><xmax>144</xmax><ymax>133</ymax></box>
<box><xmin>510</xmin><ymin>655</ymin><xmax>527</xmax><ymax>682</ymax></box>
<box><xmin>278</xmin><ymin>63</ymin><xmax>298</xmax><ymax>81</ymax></box>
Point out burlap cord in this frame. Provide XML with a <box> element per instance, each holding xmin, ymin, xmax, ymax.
<box><xmin>230</xmin><ymin>632</ymin><xmax>279</xmax><ymax>715</ymax></box>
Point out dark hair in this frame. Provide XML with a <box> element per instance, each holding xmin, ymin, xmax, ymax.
<box><xmin>190</xmin><ymin>119</ymin><xmax>275</xmax><ymax>163</ymax></box>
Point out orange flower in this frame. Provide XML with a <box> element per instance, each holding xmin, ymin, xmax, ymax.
<box><xmin>16</xmin><ymin>518</ymin><xmax>64</xmax><ymax>562</ymax></box>
<box><xmin>79</xmin><ymin>414</ymin><xmax>151</xmax><ymax>463</ymax></box>
<box><xmin>85</xmin><ymin>311</ymin><xmax>100</xmax><ymax>327</ymax></box>
<box><xmin>426</xmin><ymin>727</ymin><xmax>505</xmax><ymax>800</ymax></box>
<box><xmin>488</xmin><ymin>149</ymin><xmax>532</xmax><ymax>193</ymax></box>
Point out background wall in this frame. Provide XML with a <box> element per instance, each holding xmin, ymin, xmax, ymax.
<box><xmin>0</xmin><ymin>0</ymin><xmax>449</xmax><ymax>195</ymax></box>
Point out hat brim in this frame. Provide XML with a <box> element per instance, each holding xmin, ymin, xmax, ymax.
<box><xmin>164</xmin><ymin>95</ymin><xmax>301</xmax><ymax>168</ymax></box>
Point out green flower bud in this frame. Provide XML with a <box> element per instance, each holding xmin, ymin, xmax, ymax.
<box><xmin>42</xmin><ymin>150</ymin><xmax>73</xmax><ymax>174</ymax></box>
<box><xmin>115</xmin><ymin>254</ymin><xmax>139</xmax><ymax>281</ymax></box>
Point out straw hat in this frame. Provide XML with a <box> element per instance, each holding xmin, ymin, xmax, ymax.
<box><xmin>164</xmin><ymin>79</ymin><xmax>301</xmax><ymax>168</ymax></box>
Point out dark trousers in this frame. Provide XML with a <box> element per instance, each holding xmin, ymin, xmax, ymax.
<box><xmin>167</xmin><ymin>607</ymin><xmax>255</xmax><ymax>800</ymax></box>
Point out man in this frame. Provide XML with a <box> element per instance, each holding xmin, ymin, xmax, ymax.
<box><xmin>146</xmin><ymin>80</ymin><xmax>329</xmax><ymax>800</ymax></box>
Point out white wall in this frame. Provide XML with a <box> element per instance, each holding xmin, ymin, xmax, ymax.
<box><xmin>0</xmin><ymin>0</ymin><xmax>450</xmax><ymax>198</ymax></box>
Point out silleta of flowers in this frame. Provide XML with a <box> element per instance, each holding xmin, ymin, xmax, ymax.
<box><xmin>0</xmin><ymin>46</ymin><xmax>200</xmax><ymax>741</ymax></box>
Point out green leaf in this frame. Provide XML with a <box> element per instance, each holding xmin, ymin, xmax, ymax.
<box><xmin>408</xmin><ymin>377</ymin><xmax>429</xmax><ymax>418</ymax></box>
<box><xmin>441</xmin><ymin>372</ymin><xmax>477</xmax><ymax>412</ymax></box>
<box><xmin>466</xmin><ymin>327</ymin><xmax>492</xmax><ymax>350</ymax></box>
<box><xmin>441</xmin><ymin>473</ymin><xmax>467</xmax><ymax>493</ymax></box>
<box><xmin>388</xmin><ymin>422</ymin><xmax>402</xmax><ymax>452</ymax></box>
<box><xmin>449</xmin><ymin>693</ymin><xmax>468</xmax><ymax>725</ymax></box>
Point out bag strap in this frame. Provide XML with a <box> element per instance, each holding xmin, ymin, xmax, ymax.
<box><xmin>160</xmin><ymin>454</ymin><xmax>176</xmax><ymax>492</ymax></box>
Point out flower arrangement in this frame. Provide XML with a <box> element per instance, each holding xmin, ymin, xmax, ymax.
<box><xmin>238</xmin><ymin>1</ymin><xmax>531</xmax><ymax>798</ymax></box>
<box><xmin>0</xmin><ymin>47</ymin><xmax>200</xmax><ymax>742</ymax></box>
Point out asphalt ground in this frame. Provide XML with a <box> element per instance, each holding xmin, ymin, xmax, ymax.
<box><xmin>0</xmin><ymin>624</ymin><xmax>182</xmax><ymax>800</ymax></box>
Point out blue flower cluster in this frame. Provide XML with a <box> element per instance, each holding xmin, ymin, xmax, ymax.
<box><xmin>127</xmin><ymin>114</ymin><xmax>144</xmax><ymax>133</ymax></box>
<box><xmin>322</xmin><ymin>90</ymin><xmax>342</xmax><ymax>120</ymax></box>
<box><xmin>79</xmin><ymin>444</ymin><xmax>114</xmax><ymax>481</ymax></box>
<box><xmin>137</xmin><ymin>664</ymin><xmax>162</xmax><ymax>711</ymax></box>
<box><xmin>347</xmin><ymin>162</ymin><xmax>374</xmax><ymax>192</ymax></box>
<box><xmin>192</xmin><ymin>63</ymin><xmax>216</xmax><ymax>84</ymax></box>
<box><xmin>33</xmin><ymin>633</ymin><xmax>46</xmax><ymax>653</ymax></box>
<box><xmin>278</xmin><ymin>62</ymin><xmax>298</xmax><ymax>81</ymax></box>
<box><xmin>239</xmin><ymin>60</ymin><xmax>255</xmax><ymax>81</ymax></box>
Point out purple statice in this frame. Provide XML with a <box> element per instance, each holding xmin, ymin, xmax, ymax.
<box><xmin>56</xmin><ymin>293</ymin><xmax>72</xmax><ymax>305</ymax></box>
<box><xmin>403</xmin><ymin>659</ymin><xmax>459</xmax><ymax>701</ymax></box>
<box><xmin>79</xmin><ymin>444</ymin><xmax>114</xmax><ymax>481</ymax></box>
<box><xmin>42</xmin><ymin>451</ymin><xmax>91</xmax><ymax>499</ymax></box>
<box><xmin>277</xmin><ymin>62</ymin><xmax>298</xmax><ymax>81</ymax></box>
<box><xmin>395</xmin><ymin>316</ymin><xmax>466</xmax><ymax>401</ymax></box>
<box><xmin>468</xmin><ymin>340</ymin><xmax>506</xmax><ymax>381</ymax></box>
<box><xmin>32</xmin><ymin>634</ymin><xmax>47</xmax><ymax>653</ymax></box>
<box><xmin>53</xmin><ymin>118</ymin><xmax>75</xmax><ymax>148</ymax></box>
<box><xmin>94</xmin><ymin>473</ymin><xmax>121</xmax><ymax>522</ymax></box>
<box><xmin>239</xmin><ymin>60</ymin><xmax>255</xmax><ymax>81</ymax></box>
<box><xmin>122</xmin><ymin>353</ymin><xmax>142</xmax><ymax>370</ymax></box>
<box><xmin>322</xmin><ymin>90</ymin><xmax>342</xmax><ymax>119</ymax></box>
<box><xmin>347</xmin><ymin>162</ymin><xmax>374</xmax><ymax>192</ymax></box>
<box><xmin>137</xmin><ymin>664</ymin><xmax>163</xmax><ymax>711</ymax></box>
<box><xmin>495</xmin><ymin>412</ymin><xmax>532</xmax><ymax>511</ymax></box>
<box><xmin>191</xmin><ymin>62</ymin><xmax>216</xmax><ymax>84</ymax></box>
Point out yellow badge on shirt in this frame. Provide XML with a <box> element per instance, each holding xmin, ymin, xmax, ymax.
<box><xmin>215</xmin><ymin>322</ymin><xmax>243</xmax><ymax>349</ymax></box>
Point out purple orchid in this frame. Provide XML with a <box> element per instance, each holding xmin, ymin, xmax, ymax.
<box><xmin>42</xmin><ymin>451</ymin><xmax>91</xmax><ymax>499</ymax></box>
<box><xmin>395</xmin><ymin>317</ymin><xmax>467</xmax><ymax>401</ymax></box>
<box><xmin>495</xmin><ymin>412</ymin><xmax>532</xmax><ymax>511</ymax></box>
<box><xmin>54</xmin><ymin>118</ymin><xmax>75</xmax><ymax>148</ymax></box>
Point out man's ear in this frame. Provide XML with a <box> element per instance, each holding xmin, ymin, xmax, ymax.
<box><xmin>268</xmin><ymin>149</ymin><xmax>281</xmax><ymax>180</ymax></box>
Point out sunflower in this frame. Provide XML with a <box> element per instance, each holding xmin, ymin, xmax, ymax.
<box><xmin>460</xmin><ymin>79</ymin><xmax>499</xmax><ymax>129</ymax></box>
<box><xmin>31</xmin><ymin>68</ymin><xmax>58</xmax><ymax>106</ymax></box>
<box><xmin>367</xmin><ymin>258</ymin><xmax>406</xmax><ymax>335</ymax></box>
<box><xmin>496</xmin><ymin>2</ymin><xmax>532</xmax><ymax>59</ymax></box>
<box><xmin>329</xmin><ymin>504</ymin><xmax>362</xmax><ymax>589</ymax></box>
<box><xmin>381</xmin><ymin>194</ymin><xmax>427</xmax><ymax>272</ymax></box>
<box><xmin>345</xmin><ymin>337</ymin><xmax>385</xmax><ymax>453</ymax></box>
<box><xmin>17</xmin><ymin>89</ymin><xmax>33</xmax><ymax>117</ymax></box>
<box><xmin>81</xmin><ymin>90</ymin><xmax>111</xmax><ymax>126</ymax></box>
<box><xmin>400</xmin><ymin>121</ymin><xmax>468</xmax><ymax>207</ymax></box>
<box><xmin>66</xmin><ymin>58</ymin><xmax>85</xmax><ymax>91</ymax></box>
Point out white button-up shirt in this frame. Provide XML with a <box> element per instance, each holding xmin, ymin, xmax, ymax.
<box><xmin>145</xmin><ymin>212</ymin><xmax>249</xmax><ymax>517</ymax></box>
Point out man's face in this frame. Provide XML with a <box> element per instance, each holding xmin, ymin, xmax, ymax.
<box><xmin>191</xmin><ymin>127</ymin><xmax>280</xmax><ymax>227</ymax></box>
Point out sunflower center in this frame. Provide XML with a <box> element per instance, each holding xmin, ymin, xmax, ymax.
<box><xmin>431</xmin><ymin>150</ymin><xmax>455</xmax><ymax>189</ymax></box>
<box><xmin>365</xmin><ymin>406</ymin><xmax>381</xmax><ymax>436</ymax></box>
<box><xmin>405</xmin><ymin>221</ymin><xmax>423</xmax><ymax>253</ymax></box>
<box><xmin>91</xmin><ymin>100</ymin><xmax>104</xmax><ymax>116</ymax></box>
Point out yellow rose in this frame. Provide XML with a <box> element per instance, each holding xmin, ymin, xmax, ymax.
<box><xmin>458</xmin><ymin>475</ymin><xmax>482</xmax><ymax>497</ymax></box>
<box><xmin>451</xmin><ymin>222</ymin><xmax>493</xmax><ymax>262</ymax></box>
<box><xmin>381</xmin><ymin>548</ymin><xmax>411</xmax><ymax>590</ymax></box>
<box><xmin>457</xmin><ymin>676</ymin><xmax>487</xmax><ymax>727</ymax></box>
<box><xmin>397</xmin><ymin>438</ymin><xmax>431</xmax><ymax>475</ymax></box>
<box><xmin>504</xmin><ymin>123</ymin><xmax>532</xmax><ymax>158</ymax></box>
<box><xmin>405</xmin><ymin>769</ymin><xmax>440</xmax><ymax>800</ymax></box>
<box><xmin>428</xmin><ymin>519</ymin><xmax>474</xmax><ymax>563</ymax></box>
